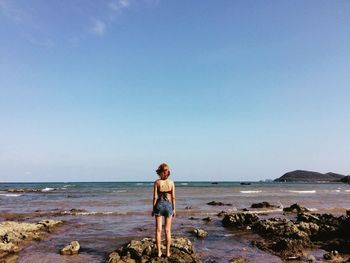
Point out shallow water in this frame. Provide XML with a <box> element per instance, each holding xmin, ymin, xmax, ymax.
<box><xmin>1</xmin><ymin>181</ymin><xmax>350</xmax><ymax>262</ymax></box>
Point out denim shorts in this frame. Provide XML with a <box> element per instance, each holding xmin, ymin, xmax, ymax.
<box><xmin>153</xmin><ymin>199</ymin><xmax>173</xmax><ymax>217</ymax></box>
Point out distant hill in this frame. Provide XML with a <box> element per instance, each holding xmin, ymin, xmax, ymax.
<box><xmin>274</xmin><ymin>170</ymin><xmax>345</xmax><ymax>182</ymax></box>
<box><xmin>340</xmin><ymin>176</ymin><xmax>350</xmax><ymax>184</ymax></box>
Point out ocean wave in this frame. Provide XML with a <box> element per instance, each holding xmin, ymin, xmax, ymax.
<box><xmin>41</xmin><ymin>187</ymin><xmax>55</xmax><ymax>192</ymax></box>
<box><xmin>288</xmin><ymin>190</ymin><xmax>316</xmax><ymax>194</ymax></box>
<box><xmin>240</xmin><ymin>190</ymin><xmax>262</xmax><ymax>194</ymax></box>
<box><xmin>345</xmin><ymin>190</ymin><xmax>350</xmax><ymax>192</ymax></box>
<box><xmin>114</xmin><ymin>190</ymin><xmax>127</xmax><ymax>193</ymax></box>
<box><xmin>136</xmin><ymin>183</ymin><xmax>143</xmax><ymax>185</ymax></box>
<box><xmin>0</xmin><ymin>193</ymin><xmax>22</xmax><ymax>197</ymax></box>
<box><xmin>60</xmin><ymin>210</ymin><xmax>127</xmax><ymax>216</ymax></box>
<box><xmin>180</xmin><ymin>183</ymin><xmax>188</xmax><ymax>185</ymax></box>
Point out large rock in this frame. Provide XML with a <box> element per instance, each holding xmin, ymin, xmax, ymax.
<box><xmin>60</xmin><ymin>240</ymin><xmax>80</xmax><ymax>255</ymax></box>
<box><xmin>106</xmin><ymin>237</ymin><xmax>202</xmax><ymax>263</ymax></box>
<box><xmin>222</xmin><ymin>213</ymin><xmax>259</xmax><ymax>228</ymax></box>
<box><xmin>0</xmin><ymin>220</ymin><xmax>63</xmax><ymax>259</ymax></box>
<box><xmin>283</xmin><ymin>203</ymin><xmax>309</xmax><ymax>214</ymax></box>
<box><xmin>207</xmin><ymin>201</ymin><xmax>232</xmax><ymax>206</ymax></box>
<box><xmin>250</xmin><ymin>202</ymin><xmax>277</xmax><ymax>209</ymax></box>
<box><xmin>192</xmin><ymin>229</ymin><xmax>208</xmax><ymax>238</ymax></box>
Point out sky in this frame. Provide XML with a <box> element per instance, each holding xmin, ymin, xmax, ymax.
<box><xmin>0</xmin><ymin>0</ymin><xmax>350</xmax><ymax>182</ymax></box>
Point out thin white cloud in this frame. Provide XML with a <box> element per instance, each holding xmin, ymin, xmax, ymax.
<box><xmin>109</xmin><ymin>0</ymin><xmax>130</xmax><ymax>11</ymax></box>
<box><xmin>90</xmin><ymin>19</ymin><xmax>106</xmax><ymax>36</ymax></box>
<box><xmin>0</xmin><ymin>0</ymin><xmax>29</xmax><ymax>23</ymax></box>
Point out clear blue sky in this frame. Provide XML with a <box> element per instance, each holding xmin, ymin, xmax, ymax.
<box><xmin>1</xmin><ymin>0</ymin><xmax>350</xmax><ymax>182</ymax></box>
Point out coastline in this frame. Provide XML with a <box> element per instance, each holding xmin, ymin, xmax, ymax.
<box><xmin>1</xmin><ymin>181</ymin><xmax>350</xmax><ymax>262</ymax></box>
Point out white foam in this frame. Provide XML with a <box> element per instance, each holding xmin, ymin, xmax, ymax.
<box><xmin>0</xmin><ymin>193</ymin><xmax>22</xmax><ymax>197</ymax></box>
<box><xmin>61</xmin><ymin>210</ymin><xmax>127</xmax><ymax>216</ymax></box>
<box><xmin>115</xmin><ymin>190</ymin><xmax>127</xmax><ymax>193</ymax></box>
<box><xmin>288</xmin><ymin>190</ymin><xmax>316</xmax><ymax>194</ymax></box>
<box><xmin>345</xmin><ymin>190</ymin><xmax>350</xmax><ymax>192</ymax></box>
<box><xmin>63</xmin><ymin>184</ymin><xmax>75</xmax><ymax>188</ymax></box>
<box><xmin>41</xmin><ymin>187</ymin><xmax>55</xmax><ymax>192</ymax></box>
<box><xmin>308</xmin><ymin>208</ymin><xmax>318</xmax><ymax>212</ymax></box>
<box><xmin>240</xmin><ymin>190</ymin><xmax>262</xmax><ymax>194</ymax></box>
<box><xmin>180</xmin><ymin>183</ymin><xmax>188</xmax><ymax>185</ymax></box>
<box><xmin>136</xmin><ymin>183</ymin><xmax>143</xmax><ymax>185</ymax></box>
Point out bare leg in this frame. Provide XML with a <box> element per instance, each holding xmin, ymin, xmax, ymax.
<box><xmin>155</xmin><ymin>216</ymin><xmax>163</xmax><ymax>257</ymax></box>
<box><xmin>164</xmin><ymin>216</ymin><xmax>172</xmax><ymax>257</ymax></box>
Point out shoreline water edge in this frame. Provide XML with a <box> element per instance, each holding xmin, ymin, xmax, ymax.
<box><xmin>1</xmin><ymin>181</ymin><xmax>350</xmax><ymax>262</ymax></box>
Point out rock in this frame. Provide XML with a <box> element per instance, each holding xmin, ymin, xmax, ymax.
<box><xmin>0</xmin><ymin>220</ymin><xmax>63</xmax><ymax>260</ymax></box>
<box><xmin>323</xmin><ymin>250</ymin><xmax>342</xmax><ymax>260</ymax></box>
<box><xmin>207</xmin><ymin>201</ymin><xmax>232</xmax><ymax>206</ymax></box>
<box><xmin>222</xmin><ymin>213</ymin><xmax>259</xmax><ymax>228</ymax></box>
<box><xmin>347</xmin><ymin>210</ymin><xmax>350</xmax><ymax>216</ymax></box>
<box><xmin>202</xmin><ymin>217</ymin><xmax>212</xmax><ymax>222</ymax></box>
<box><xmin>230</xmin><ymin>256</ymin><xmax>245</xmax><ymax>263</ymax></box>
<box><xmin>60</xmin><ymin>240</ymin><xmax>80</xmax><ymax>255</ymax></box>
<box><xmin>250</xmin><ymin>202</ymin><xmax>276</xmax><ymax>209</ymax></box>
<box><xmin>105</xmin><ymin>237</ymin><xmax>202</xmax><ymax>263</ymax></box>
<box><xmin>297</xmin><ymin>212</ymin><xmax>320</xmax><ymax>223</ymax></box>
<box><xmin>217</xmin><ymin>211</ymin><xmax>227</xmax><ymax>217</ymax></box>
<box><xmin>283</xmin><ymin>203</ymin><xmax>309</xmax><ymax>214</ymax></box>
<box><xmin>307</xmin><ymin>255</ymin><xmax>316</xmax><ymax>262</ymax></box>
<box><xmin>192</xmin><ymin>229</ymin><xmax>208</xmax><ymax>238</ymax></box>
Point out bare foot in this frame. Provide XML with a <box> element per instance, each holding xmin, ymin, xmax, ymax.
<box><xmin>158</xmin><ymin>252</ymin><xmax>162</xmax><ymax>257</ymax></box>
<box><xmin>166</xmin><ymin>252</ymin><xmax>171</xmax><ymax>257</ymax></box>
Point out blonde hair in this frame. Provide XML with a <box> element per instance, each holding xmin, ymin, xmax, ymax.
<box><xmin>156</xmin><ymin>163</ymin><xmax>170</xmax><ymax>178</ymax></box>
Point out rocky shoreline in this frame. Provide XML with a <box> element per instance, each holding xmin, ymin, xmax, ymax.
<box><xmin>0</xmin><ymin>219</ymin><xmax>63</xmax><ymax>262</ymax></box>
<box><xmin>1</xmin><ymin>202</ymin><xmax>350</xmax><ymax>262</ymax></box>
<box><xmin>221</xmin><ymin>202</ymin><xmax>350</xmax><ymax>262</ymax></box>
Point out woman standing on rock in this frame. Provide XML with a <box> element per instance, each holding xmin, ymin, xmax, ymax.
<box><xmin>152</xmin><ymin>163</ymin><xmax>176</xmax><ymax>257</ymax></box>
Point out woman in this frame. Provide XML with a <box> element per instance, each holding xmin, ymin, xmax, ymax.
<box><xmin>152</xmin><ymin>163</ymin><xmax>176</xmax><ymax>257</ymax></box>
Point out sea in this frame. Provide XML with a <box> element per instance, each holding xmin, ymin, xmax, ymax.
<box><xmin>1</xmin><ymin>181</ymin><xmax>350</xmax><ymax>263</ymax></box>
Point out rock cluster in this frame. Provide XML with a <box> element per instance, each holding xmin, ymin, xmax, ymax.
<box><xmin>0</xmin><ymin>220</ymin><xmax>63</xmax><ymax>259</ymax></box>
<box><xmin>106</xmin><ymin>237</ymin><xmax>202</xmax><ymax>263</ymax></box>
<box><xmin>222</xmin><ymin>213</ymin><xmax>259</xmax><ymax>228</ymax></box>
<box><xmin>222</xmin><ymin>202</ymin><xmax>350</xmax><ymax>260</ymax></box>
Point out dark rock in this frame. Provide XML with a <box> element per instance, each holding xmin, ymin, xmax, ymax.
<box><xmin>207</xmin><ymin>201</ymin><xmax>232</xmax><ymax>206</ymax></box>
<box><xmin>202</xmin><ymin>217</ymin><xmax>212</xmax><ymax>222</ymax></box>
<box><xmin>283</xmin><ymin>203</ymin><xmax>309</xmax><ymax>214</ymax></box>
<box><xmin>251</xmin><ymin>202</ymin><xmax>276</xmax><ymax>209</ymax></box>
<box><xmin>222</xmin><ymin>213</ymin><xmax>259</xmax><ymax>228</ymax></box>
<box><xmin>192</xmin><ymin>229</ymin><xmax>208</xmax><ymax>238</ymax></box>
<box><xmin>217</xmin><ymin>211</ymin><xmax>227</xmax><ymax>217</ymax></box>
<box><xmin>105</xmin><ymin>237</ymin><xmax>202</xmax><ymax>263</ymax></box>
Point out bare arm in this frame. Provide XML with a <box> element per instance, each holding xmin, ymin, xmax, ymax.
<box><xmin>171</xmin><ymin>181</ymin><xmax>176</xmax><ymax>216</ymax></box>
<box><xmin>153</xmin><ymin>181</ymin><xmax>158</xmax><ymax>209</ymax></box>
